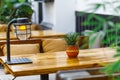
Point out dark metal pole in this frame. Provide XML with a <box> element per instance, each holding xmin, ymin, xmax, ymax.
<box><xmin>41</xmin><ymin>74</ymin><xmax>49</xmax><ymax>80</ymax></box>
<box><xmin>38</xmin><ymin>2</ymin><xmax>43</xmax><ymax>23</ymax></box>
<box><xmin>6</xmin><ymin>19</ymin><xmax>17</xmax><ymax>62</ymax></box>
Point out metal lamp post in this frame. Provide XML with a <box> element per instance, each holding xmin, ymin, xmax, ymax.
<box><xmin>6</xmin><ymin>18</ymin><xmax>32</xmax><ymax>64</ymax></box>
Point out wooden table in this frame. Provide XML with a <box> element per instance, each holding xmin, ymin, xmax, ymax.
<box><xmin>0</xmin><ymin>47</ymin><xmax>118</xmax><ymax>80</ymax></box>
<box><xmin>0</xmin><ymin>30</ymin><xmax>65</xmax><ymax>40</ymax></box>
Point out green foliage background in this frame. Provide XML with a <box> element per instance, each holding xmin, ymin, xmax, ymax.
<box><xmin>0</xmin><ymin>0</ymin><xmax>33</xmax><ymax>24</ymax></box>
<box><xmin>83</xmin><ymin>0</ymin><xmax>120</xmax><ymax>79</ymax></box>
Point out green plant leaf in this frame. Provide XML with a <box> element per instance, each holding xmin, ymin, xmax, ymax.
<box><xmin>0</xmin><ymin>0</ymin><xmax>33</xmax><ymax>23</ymax></box>
<box><xmin>89</xmin><ymin>3</ymin><xmax>103</xmax><ymax>11</ymax></box>
<box><xmin>115</xmin><ymin>77</ymin><xmax>120</xmax><ymax>80</ymax></box>
<box><xmin>18</xmin><ymin>0</ymin><xmax>25</xmax><ymax>2</ymax></box>
<box><xmin>64</xmin><ymin>32</ymin><xmax>79</xmax><ymax>45</ymax></box>
<box><xmin>101</xmin><ymin>60</ymin><xmax>120</xmax><ymax>75</ymax></box>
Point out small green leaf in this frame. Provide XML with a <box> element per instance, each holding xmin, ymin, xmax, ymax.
<box><xmin>115</xmin><ymin>77</ymin><xmax>120</xmax><ymax>80</ymax></box>
<box><xmin>18</xmin><ymin>0</ymin><xmax>25</xmax><ymax>2</ymax></box>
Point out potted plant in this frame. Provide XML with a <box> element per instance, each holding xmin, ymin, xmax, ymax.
<box><xmin>0</xmin><ymin>0</ymin><xmax>33</xmax><ymax>24</ymax></box>
<box><xmin>64</xmin><ymin>32</ymin><xmax>80</xmax><ymax>58</ymax></box>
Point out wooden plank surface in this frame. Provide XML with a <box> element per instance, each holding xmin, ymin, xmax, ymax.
<box><xmin>0</xmin><ymin>47</ymin><xmax>118</xmax><ymax>77</ymax></box>
<box><xmin>0</xmin><ymin>30</ymin><xmax>65</xmax><ymax>40</ymax></box>
<box><xmin>0</xmin><ymin>39</ymin><xmax>42</xmax><ymax>46</ymax></box>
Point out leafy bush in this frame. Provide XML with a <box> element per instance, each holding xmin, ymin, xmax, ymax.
<box><xmin>83</xmin><ymin>0</ymin><xmax>120</xmax><ymax>80</ymax></box>
<box><xmin>0</xmin><ymin>0</ymin><xmax>33</xmax><ymax>24</ymax></box>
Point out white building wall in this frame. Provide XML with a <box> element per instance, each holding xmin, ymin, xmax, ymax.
<box><xmin>42</xmin><ymin>2</ymin><xmax>55</xmax><ymax>24</ymax></box>
<box><xmin>76</xmin><ymin>0</ymin><xmax>120</xmax><ymax>15</ymax></box>
<box><xmin>33</xmin><ymin>0</ymin><xmax>120</xmax><ymax>33</ymax></box>
<box><xmin>31</xmin><ymin>1</ymin><xmax>39</xmax><ymax>23</ymax></box>
<box><xmin>42</xmin><ymin>0</ymin><xmax>76</xmax><ymax>33</ymax></box>
<box><xmin>53</xmin><ymin>0</ymin><xmax>76</xmax><ymax>33</ymax></box>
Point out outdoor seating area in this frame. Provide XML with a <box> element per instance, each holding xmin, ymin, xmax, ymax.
<box><xmin>0</xmin><ymin>36</ymin><xmax>89</xmax><ymax>56</ymax></box>
<box><xmin>0</xmin><ymin>47</ymin><xmax>118</xmax><ymax>80</ymax></box>
<box><xmin>0</xmin><ymin>36</ymin><xmax>89</xmax><ymax>80</ymax></box>
<box><xmin>0</xmin><ymin>0</ymin><xmax>120</xmax><ymax>80</ymax></box>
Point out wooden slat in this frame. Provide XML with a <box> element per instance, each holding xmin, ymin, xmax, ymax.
<box><xmin>0</xmin><ymin>30</ymin><xmax>65</xmax><ymax>40</ymax></box>
<box><xmin>0</xmin><ymin>39</ymin><xmax>42</xmax><ymax>45</ymax></box>
<box><xmin>0</xmin><ymin>47</ymin><xmax>118</xmax><ymax>77</ymax></box>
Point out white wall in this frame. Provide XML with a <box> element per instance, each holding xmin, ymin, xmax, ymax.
<box><xmin>76</xmin><ymin>0</ymin><xmax>120</xmax><ymax>15</ymax></box>
<box><xmin>42</xmin><ymin>0</ymin><xmax>76</xmax><ymax>33</ymax></box>
<box><xmin>42</xmin><ymin>2</ymin><xmax>55</xmax><ymax>24</ymax></box>
<box><xmin>31</xmin><ymin>1</ymin><xmax>39</xmax><ymax>23</ymax></box>
<box><xmin>53</xmin><ymin>0</ymin><xmax>76</xmax><ymax>33</ymax></box>
<box><xmin>34</xmin><ymin>0</ymin><xmax>120</xmax><ymax>33</ymax></box>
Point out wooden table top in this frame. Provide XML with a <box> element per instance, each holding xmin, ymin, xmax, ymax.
<box><xmin>0</xmin><ymin>30</ymin><xmax>65</xmax><ymax>40</ymax></box>
<box><xmin>0</xmin><ymin>47</ymin><xmax>118</xmax><ymax>77</ymax></box>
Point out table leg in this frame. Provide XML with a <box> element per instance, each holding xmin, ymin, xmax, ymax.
<box><xmin>41</xmin><ymin>74</ymin><xmax>49</xmax><ymax>80</ymax></box>
<box><xmin>0</xmin><ymin>64</ymin><xmax>3</xmax><ymax>69</ymax></box>
<box><xmin>12</xmin><ymin>77</ymin><xmax>16</xmax><ymax>80</ymax></box>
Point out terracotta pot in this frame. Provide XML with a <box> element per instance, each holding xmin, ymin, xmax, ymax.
<box><xmin>66</xmin><ymin>45</ymin><xmax>79</xmax><ymax>58</ymax></box>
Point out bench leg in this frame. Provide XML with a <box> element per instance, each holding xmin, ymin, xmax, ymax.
<box><xmin>41</xmin><ymin>74</ymin><xmax>49</xmax><ymax>80</ymax></box>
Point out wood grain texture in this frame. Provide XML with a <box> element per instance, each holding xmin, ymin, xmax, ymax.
<box><xmin>0</xmin><ymin>47</ymin><xmax>118</xmax><ymax>77</ymax></box>
<box><xmin>0</xmin><ymin>30</ymin><xmax>65</xmax><ymax>40</ymax></box>
<box><xmin>0</xmin><ymin>39</ymin><xmax>42</xmax><ymax>46</ymax></box>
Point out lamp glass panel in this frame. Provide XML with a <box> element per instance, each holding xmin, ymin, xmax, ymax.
<box><xmin>19</xmin><ymin>25</ymin><xmax>26</xmax><ymax>30</ymax></box>
<box><xmin>15</xmin><ymin>25</ymin><xmax>31</xmax><ymax>40</ymax></box>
